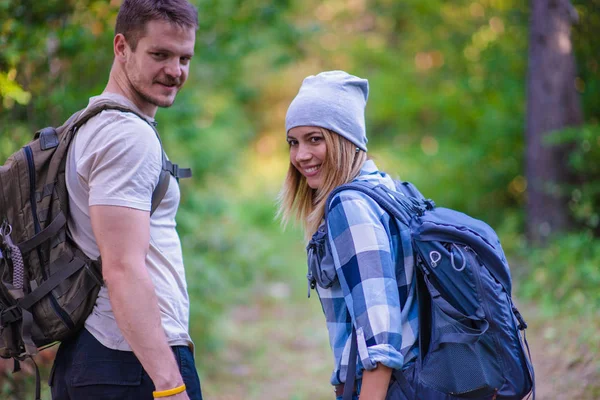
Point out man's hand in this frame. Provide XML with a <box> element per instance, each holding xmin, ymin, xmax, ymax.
<box><xmin>90</xmin><ymin>205</ymin><xmax>187</xmax><ymax>397</ymax></box>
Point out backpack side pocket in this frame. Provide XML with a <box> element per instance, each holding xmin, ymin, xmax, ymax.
<box><xmin>416</xmin><ymin>247</ymin><xmax>504</xmax><ymax>398</ymax></box>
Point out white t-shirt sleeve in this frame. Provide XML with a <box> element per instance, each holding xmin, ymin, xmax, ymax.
<box><xmin>79</xmin><ymin>113</ymin><xmax>162</xmax><ymax>211</ymax></box>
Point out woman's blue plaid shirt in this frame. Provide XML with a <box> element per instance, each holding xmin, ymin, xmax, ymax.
<box><xmin>314</xmin><ymin>160</ymin><xmax>419</xmax><ymax>386</ymax></box>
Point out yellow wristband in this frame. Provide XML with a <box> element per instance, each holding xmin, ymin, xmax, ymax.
<box><xmin>153</xmin><ymin>384</ymin><xmax>186</xmax><ymax>398</ymax></box>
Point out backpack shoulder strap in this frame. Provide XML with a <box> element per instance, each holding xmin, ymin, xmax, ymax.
<box><xmin>343</xmin><ymin>327</ymin><xmax>358</xmax><ymax>400</ymax></box>
<box><xmin>151</xmin><ymin>169</ymin><xmax>170</xmax><ymax>215</ymax></box>
<box><xmin>395</xmin><ymin>181</ymin><xmax>426</xmax><ymax>200</ymax></box>
<box><xmin>74</xmin><ymin>101</ymin><xmax>145</xmax><ymax>131</ymax></box>
<box><xmin>325</xmin><ymin>181</ymin><xmax>428</xmax><ymax>226</ymax></box>
<box><xmin>67</xmin><ymin>100</ymin><xmax>191</xmax><ymax>215</ymax></box>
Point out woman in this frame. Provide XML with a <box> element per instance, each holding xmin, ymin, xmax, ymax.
<box><xmin>278</xmin><ymin>71</ymin><xmax>419</xmax><ymax>400</ymax></box>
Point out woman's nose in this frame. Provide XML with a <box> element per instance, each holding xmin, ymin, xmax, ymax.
<box><xmin>295</xmin><ymin>144</ymin><xmax>312</xmax><ymax>162</ymax></box>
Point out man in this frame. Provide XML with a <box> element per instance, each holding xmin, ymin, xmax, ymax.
<box><xmin>49</xmin><ymin>1</ymin><xmax>201</xmax><ymax>399</ymax></box>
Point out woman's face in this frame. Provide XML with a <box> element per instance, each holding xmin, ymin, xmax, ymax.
<box><xmin>287</xmin><ymin>126</ymin><xmax>327</xmax><ymax>189</ymax></box>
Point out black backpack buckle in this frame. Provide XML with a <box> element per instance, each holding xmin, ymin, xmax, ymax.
<box><xmin>0</xmin><ymin>306</ymin><xmax>22</xmax><ymax>326</ymax></box>
<box><xmin>512</xmin><ymin>307</ymin><xmax>528</xmax><ymax>330</ymax></box>
<box><xmin>37</xmin><ymin>127</ymin><xmax>60</xmax><ymax>150</ymax></box>
<box><xmin>424</xmin><ymin>199</ymin><xmax>436</xmax><ymax>210</ymax></box>
<box><xmin>164</xmin><ymin>160</ymin><xmax>192</xmax><ymax>180</ymax></box>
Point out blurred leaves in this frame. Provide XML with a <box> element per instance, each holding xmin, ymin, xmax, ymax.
<box><xmin>546</xmin><ymin>124</ymin><xmax>600</xmax><ymax>233</ymax></box>
<box><xmin>518</xmin><ymin>232</ymin><xmax>600</xmax><ymax>316</ymax></box>
<box><xmin>0</xmin><ymin>70</ymin><xmax>31</xmax><ymax>108</ymax></box>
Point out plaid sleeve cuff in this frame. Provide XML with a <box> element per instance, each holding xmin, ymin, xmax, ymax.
<box><xmin>357</xmin><ymin>326</ymin><xmax>405</xmax><ymax>370</ymax></box>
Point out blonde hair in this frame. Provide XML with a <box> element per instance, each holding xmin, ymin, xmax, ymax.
<box><xmin>277</xmin><ymin>128</ymin><xmax>367</xmax><ymax>240</ymax></box>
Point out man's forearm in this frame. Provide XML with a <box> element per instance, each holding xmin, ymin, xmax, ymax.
<box><xmin>89</xmin><ymin>205</ymin><xmax>186</xmax><ymax>394</ymax></box>
<box><xmin>104</xmin><ymin>260</ymin><xmax>183</xmax><ymax>391</ymax></box>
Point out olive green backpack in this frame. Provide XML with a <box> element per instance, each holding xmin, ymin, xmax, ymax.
<box><xmin>0</xmin><ymin>100</ymin><xmax>191</xmax><ymax>398</ymax></box>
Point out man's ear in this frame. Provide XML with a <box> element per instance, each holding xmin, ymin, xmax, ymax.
<box><xmin>114</xmin><ymin>33</ymin><xmax>129</xmax><ymax>61</ymax></box>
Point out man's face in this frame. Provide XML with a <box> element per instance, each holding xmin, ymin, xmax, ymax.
<box><xmin>124</xmin><ymin>20</ymin><xmax>195</xmax><ymax>110</ymax></box>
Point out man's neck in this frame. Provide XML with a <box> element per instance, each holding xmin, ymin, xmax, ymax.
<box><xmin>105</xmin><ymin>68</ymin><xmax>157</xmax><ymax>118</ymax></box>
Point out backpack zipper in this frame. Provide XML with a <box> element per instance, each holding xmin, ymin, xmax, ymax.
<box><xmin>24</xmin><ymin>147</ymin><xmax>42</xmax><ymax>234</ymax></box>
<box><xmin>24</xmin><ymin>146</ymin><xmax>75</xmax><ymax>330</ymax></box>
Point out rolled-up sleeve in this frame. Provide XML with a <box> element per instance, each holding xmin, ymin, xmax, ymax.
<box><xmin>326</xmin><ymin>191</ymin><xmax>405</xmax><ymax>371</ymax></box>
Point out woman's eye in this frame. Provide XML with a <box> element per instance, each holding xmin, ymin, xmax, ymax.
<box><xmin>287</xmin><ymin>140</ymin><xmax>298</xmax><ymax>146</ymax></box>
<box><xmin>310</xmin><ymin>136</ymin><xmax>322</xmax><ymax>143</ymax></box>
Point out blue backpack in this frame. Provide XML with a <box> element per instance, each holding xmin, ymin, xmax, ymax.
<box><xmin>324</xmin><ymin>181</ymin><xmax>535</xmax><ymax>400</ymax></box>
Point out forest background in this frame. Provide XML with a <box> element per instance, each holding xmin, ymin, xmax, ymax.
<box><xmin>0</xmin><ymin>0</ymin><xmax>599</xmax><ymax>399</ymax></box>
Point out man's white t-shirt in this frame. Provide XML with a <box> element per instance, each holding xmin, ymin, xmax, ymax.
<box><xmin>66</xmin><ymin>92</ymin><xmax>192</xmax><ymax>351</ymax></box>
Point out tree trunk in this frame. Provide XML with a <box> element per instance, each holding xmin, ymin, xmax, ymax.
<box><xmin>526</xmin><ymin>0</ymin><xmax>583</xmax><ymax>244</ymax></box>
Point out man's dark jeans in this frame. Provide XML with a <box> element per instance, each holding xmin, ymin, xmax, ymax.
<box><xmin>50</xmin><ymin>328</ymin><xmax>203</xmax><ymax>400</ymax></box>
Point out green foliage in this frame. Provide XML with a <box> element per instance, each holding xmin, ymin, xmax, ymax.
<box><xmin>572</xmin><ymin>0</ymin><xmax>600</xmax><ymax>124</ymax></box>
<box><xmin>0</xmin><ymin>71</ymin><xmax>30</xmax><ymax>107</ymax></box>
<box><xmin>176</xmin><ymin>187</ymin><xmax>305</xmax><ymax>354</ymax></box>
<box><xmin>0</xmin><ymin>0</ymin><xmax>119</xmax><ymax>163</ymax></box>
<box><xmin>517</xmin><ymin>232</ymin><xmax>600</xmax><ymax>316</ymax></box>
<box><xmin>546</xmin><ymin>124</ymin><xmax>600</xmax><ymax>233</ymax></box>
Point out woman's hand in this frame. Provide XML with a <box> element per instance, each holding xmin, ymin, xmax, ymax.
<box><xmin>359</xmin><ymin>363</ymin><xmax>392</xmax><ymax>400</ymax></box>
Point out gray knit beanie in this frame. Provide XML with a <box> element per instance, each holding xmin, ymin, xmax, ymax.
<box><xmin>285</xmin><ymin>70</ymin><xmax>369</xmax><ymax>151</ymax></box>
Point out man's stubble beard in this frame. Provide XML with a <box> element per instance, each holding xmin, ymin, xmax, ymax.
<box><xmin>134</xmin><ymin>81</ymin><xmax>176</xmax><ymax>108</ymax></box>
<box><xmin>127</xmin><ymin>69</ymin><xmax>178</xmax><ymax>109</ymax></box>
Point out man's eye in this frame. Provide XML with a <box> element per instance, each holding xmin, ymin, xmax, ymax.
<box><xmin>287</xmin><ymin>140</ymin><xmax>298</xmax><ymax>146</ymax></box>
<box><xmin>152</xmin><ymin>53</ymin><xmax>167</xmax><ymax>59</ymax></box>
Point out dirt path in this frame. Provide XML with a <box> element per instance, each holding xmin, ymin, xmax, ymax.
<box><xmin>200</xmin><ymin>285</ymin><xmax>599</xmax><ymax>400</ymax></box>
<box><xmin>200</xmin><ymin>283</ymin><xmax>333</xmax><ymax>400</ymax></box>
<box><xmin>518</xmin><ymin>303</ymin><xmax>599</xmax><ymax>400</ymax></box>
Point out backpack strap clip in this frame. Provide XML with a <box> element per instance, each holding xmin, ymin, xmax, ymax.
<box><xmin>423</xmin><ymin>199</ymin><xmax>436</xmax><ymax>211</ymax></box>
<box><xmin>512</xmin><ymin>306</ymin><xmax>528</xmax><ymax>330</ymax></box>
<box><xmin>36</xmin><ymin>128</ymin><xmax>60</xmax><ymax>150</ymax></box>
<box><xmin>0</xmin><ymin>306</ymin><xmax>22</xmax><ymax>327</ymax></box>
<box><xmin>164</xmin><ymin>160</ymin><xmax>192</xmax><ymax>180</ymax></box>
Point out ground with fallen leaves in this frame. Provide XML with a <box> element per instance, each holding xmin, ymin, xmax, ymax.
<box><xmin>200</xmin><ymin>284</ymin><xmax>600</xmax><ymax>400</ymax></box>
<box><xmin>2</xmin><ymin>286</ymin><xmax>598</xmax><ymax>399</ymax></box>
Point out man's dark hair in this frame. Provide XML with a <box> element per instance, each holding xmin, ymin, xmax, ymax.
<box><xmin>115</xmin><ymin>0</ymin><xmax>199</xmax><ymax>51</ymax></box>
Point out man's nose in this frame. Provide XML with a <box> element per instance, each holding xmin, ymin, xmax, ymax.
<box><xmin>164</xmin><ymin>58</ymin><xmax>183</xmax><ymax>78</ymax></box>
